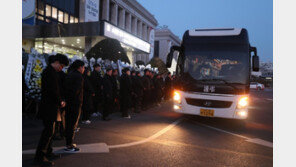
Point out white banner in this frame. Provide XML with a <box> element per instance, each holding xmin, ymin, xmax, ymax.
<box><xmin>85</xmin><ymin>0</ymin><xmax>99</xmax><ymax>22</ymax></box>
<box><xmin>148</xmin><ymin>28</ymin><xmax>155</xmax><ymax>60</ymax></box>
<box><xmin>25</xmin><ymin>54</ymin><xmax>35</xmax><ymax>86</ymax></box>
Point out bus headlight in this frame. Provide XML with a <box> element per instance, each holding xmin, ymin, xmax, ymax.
<box><xmin>237</xmin><ymin>110</ymin><xmax>248</xmax><ymax>117</ymax></box>
<box><xmin>238</xmin><ymin>96</ymin><xmax>249</xmax><ymax>108</ymax></box>
<box><xmin>173</xmin><ymin>91</ymin><xmax>181</xmax><ymax>104</ymax></box>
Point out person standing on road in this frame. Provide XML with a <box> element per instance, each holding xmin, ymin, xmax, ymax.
<box><xmin>64</xmin><ymin>60</ymin><xmax>85</xmax><ymax>152</ymax></box>
<box><xmin>102</xmin><ymin>67</ymin><xmax>113</xmax><ymax>121</ymax></box>
<box><xmin>164</xmin><ymin>72</ymin><xmax>172</xmax><ymax>100</ymax></box>
<box><xmin>81</xmin><ymin>67</ymin><xmax>95</xmax><ymax>124</ymax></box>
<box><xmin>34</xmin><ymin>54</ymin><xmax>69</xmax><ymax>166</ymax></box>
<box><xmin>111</xmin><ymin>69</ymin><xmax>120</xmax><ymax>113</ymax></box>
<box><xmin>90</xmin><ymin>64</ymin><xmax>103</xmax><ymax>117</ymax></box>
<box><xmin>142</xmin><ymin>69</ymin><xmax>151</xmax><ymax>110</ymax></box>
<box><xmin>133</xmin><ymin>71</ymin><xmax>144</xmax><ymax>113</ymax></box>
<box><xmin>154</xmin><ymin>74</ymin><xmax>163</xmax><ymax>105</ymax></box>
<box><xmin>120</xmin><ymin>68</ymin><xmax>132</xmax><ymax>118</ymax></box>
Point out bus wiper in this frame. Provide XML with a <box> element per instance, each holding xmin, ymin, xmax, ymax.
<box><xmin>199</xmin><ymin>79</ymin><xmax>239</xmax><ymax>91</ymax></box>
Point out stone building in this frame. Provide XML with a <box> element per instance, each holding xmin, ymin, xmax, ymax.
<box><xmin>154</xmin><ymin>27</ymin><xmax>181</xmax><ymax>73</ymax></box>
<box><xmin>22</xmin><ymin>0</ymin><xmax>158</xmax><ymax>65</ymax></box>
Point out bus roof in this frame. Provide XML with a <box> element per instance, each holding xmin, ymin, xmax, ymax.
<box><xmin>188</xmin><ymin>28</ymin><xmax>243</xmax><ymax>36</ymax></box>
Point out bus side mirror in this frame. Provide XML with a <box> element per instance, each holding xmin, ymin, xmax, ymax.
<box><xmin>166</xmin><ymin>46</ymin><xmax>181</xmax><ymax>68</ymax></box>
<box><xmin>166</xmin><ymin>51</ymin><xmax>173</xmax><ymax>68</ymax></box>
<box><xmin>250</xmin><ymin>46</ymin><xmax>259</xmax><ymax>72</ymax></box>
<box><xmin>252</xmin><ymin>55</ymin><xmax>259</xmax><ymax>72</ymax></box>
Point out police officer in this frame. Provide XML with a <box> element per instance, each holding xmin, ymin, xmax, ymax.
<box><xmin>102</xmin><ymin>67</ymin><xmax>113</xmax><ymax>121</ymax></box>
<box><xmin>133</xmin><ymin>71</ymin><xmax>144</xmax><ymax>113</ymax></box>
<box><xmin>142</xmin><ymin>69</ymin><xmax>151</xmax><ymax>110</ymax></box>
<box><xmin>120</xmin><ymin>68</ymin><xmax>132</xmax><ymax>118</ymax></box>
<box><xmin>90</xmin><ymin>64</ymin><xmax>103</xmax><ymax>117</ymax></box>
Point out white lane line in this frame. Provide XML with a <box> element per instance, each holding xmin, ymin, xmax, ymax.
<box><xmin>246</xmin><ymin>138</ymin><xmax>273</xmax><ymax>148</ymax></box>
<box><xmin>108</xmin><ymin>118</ymin><xmax>183</xmax><ymax>149</ymax></box>
<box><xmin>23</xmin><ymin>143</ymin><xmax>109</xmax><ymax>154</ymax></box>
<box><xmin>265</xmin><ymin>98</ymin><xmax>273</xmax><ymax>101</ymax></box>
<box><xmin>198</xmin><ymin>123</ymin><xmax>249</xmax><ymax>139</ymax></box>
<box><xmin>197</xmin><ymin>122</ymin><xmax>273</xmax><ymax>148</ymax></box>
<box><xmin>23</xmin><ymin>118</ymin><xmax>183</xmax><ymax>154</ymax></box>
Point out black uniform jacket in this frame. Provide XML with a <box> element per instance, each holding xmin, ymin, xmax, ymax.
<box><xmin>39</xmin><ymin>65</ymin><xmax>62</xmax><ymax>121</ymax></box>
<box><xmin>64</xmin><ymin>70</ymin><xmax>84</xmax><ymax>106</ymax></box>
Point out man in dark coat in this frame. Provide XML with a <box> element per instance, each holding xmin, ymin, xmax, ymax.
<box><xmin>102</xmin><ymin>67</ymin><xmax>113</xmax><ymax>121</ymax></box>
<box><xmin>120</xmin><ymin>68</ymin><xmax>132</xmax><ymax>118</ymax></box>
<box><xmin>111</xmin><ymin>69</ymin><xmax>120</xmax><ymax>113</ymax></box>
<box><xmin>82</xmin><ymin>67</ymin><xmax>95</xmax><ymax>124</ymax></box>
<box><xmin>154</xmin><ymin>74</ymin><xmax>163</xmax><ymax>105</ymax></box>
<box><xmin>132</xmin><ymin>71</ymin><xmax>144</xmax><ymax>113</ymax></box>
<box><xmin>164</xmin><ymin>72</ymin><xmax>172</xmax><ymax>100</ymax></box>
<box><xmin>64</xmin><ymin>60</ymin><xmax>85</xmax><ymax>152</ymax></box>
<box><xmin>141</xmin><ymin>69</ymin><xmax>151</xmax><ymax>110</ymax></box>
<box><xmin>90</xmin><ymin>64</ymin><xmax>103</xmax><ymax>117</ymax></box>
<box><xmin>34</xmin><ymin>54</ymin><xmax>69</xmax><ymax>166</ymax></box>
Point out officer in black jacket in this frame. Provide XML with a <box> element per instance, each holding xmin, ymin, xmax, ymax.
<box><xmin>34</xmin><ymin>54</ymin><xmax>69</xmax><ymax>166</ymax></box>
<box><xmin>64</xmin><ymin>60</ymin><xmax>85</xmax><ymax>152</ymax></box>
<box><xmin>133</xmin><ymin>71</ymin><xmax>144</xmax><ymax>113</ymax></box>
<box><xmin>120</xmin><ymin>68</ymin><xmax>132</xmax><ymax>118</ymax></box>
<box><xmin>90</xmin><ymin>64</ymin><xmax>103</xmax><ymax>116</ymax></box>
<box><xmin>82</xmin><ymin>67</ymin><xmax>95</xmax><ymax>124</ymax></box>
<box><xmin>102</xmin><ymin>67</ymin><xmax>113</xmax><ymax>121</ymax></box>
<box><xmin>141</xmin><ymin>69</ymin><xmax>151</xmax><ymax>110</ymax></box>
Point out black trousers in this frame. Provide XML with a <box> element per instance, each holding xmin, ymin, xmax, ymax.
<box><xmin>65</xmin><ymin>104</ymin><xmax>81</xmax><ymax>146</ymax></box>
<box><xmin>142</xmin><ymin>90</ymin><xmax>150</xmax><ymax>109</ymax></box>
<box><xmin>35</xmin><ymin>119</ymin><xmax>56</xmax><ymax>159</ymax></box>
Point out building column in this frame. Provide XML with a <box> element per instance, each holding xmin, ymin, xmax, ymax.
<box><xmin>137</xmin><ymin>20</ymin><xmax>142</xmax><ymax>38</ymax></box>
<box><xmin>132</xmin><ymin>17</ymin><xmax>137</xmax><ymax>35</ymax></box>
<box><xmin>125</xmin><ymin>12</ymin><xmax>132</xmax><ymax>32</ymax></box>
<box><xmin>118</xmin><ymin>8</ymin><xmax>125</xmax><ymax>29</ymax></box>
<box><xmin>142</xmin><ymin>24</ymin><xmax>147</xmax><ymax>41</ymax></box>
<box><xmin>102</xmin><ymin>0</ymin><xmax>110</xmax><ymax>21</ymax></box>
<box><xmin>85</xmin><ymin>37</ymin><xmax>92</xmax><ymax>54</ymax></box>
<box><xmin>111</xmin><ymin>3</ymin><xmax>118</xmax><ymax>25</ymax></box>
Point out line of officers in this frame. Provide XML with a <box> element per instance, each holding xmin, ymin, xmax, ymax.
<box><xmin>34</xmin><ymin>54</ymin><xmax>174</xmax><ymax>166</ymax></box>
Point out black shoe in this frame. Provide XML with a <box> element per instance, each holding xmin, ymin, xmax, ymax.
<box><xmin>45</xmin><ymin>153</ymin><xmax>60</xmax><ymax>160</ymax></box>
<box><xmin>64</xmin><ymin>145</ymin><xmax>80</xmax><ymax>153</ymax></box>
<box><xmin>33</xmin><ymin>157</ymin><xmax>54</xmax><ymax>166</ymax></box>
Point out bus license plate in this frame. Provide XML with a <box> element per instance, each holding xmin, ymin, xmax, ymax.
<box><xmin>200</xmin><ymin>109</ymin><xmax>214</xmax><ymax>117</ymax></box>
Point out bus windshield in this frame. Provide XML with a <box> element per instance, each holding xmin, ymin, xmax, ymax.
<box><xmin>184</xmin><ymin>45</ymin><xmax>249</xmax><ymax>84</ymax></box>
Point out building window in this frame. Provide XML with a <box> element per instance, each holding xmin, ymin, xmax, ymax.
<box><xmin>37</xmin><ymin>0</ymin><xmax>45</xmax><ymax>15</ymax></box>
<box><xmin>74</xmin><ymin>17</ymin><xmax>79</xmax><ymax>23</ymax></box>
<box><xmin>52</xmin><ymin>7</ymin><xmax>57</xmax><ymax>19</ymax></box>
<box><xmin>64</xmin><ymin>13</ymin><xmax>69</xmax><ymax>24</ymax></box>
<box><xmin>58</xmin><ymin>11</ymin><xmax>64</xmax><ymax>23</ymax></box>
<box><xmin>70</xmin><ymin>15</ymin><xmax>74</xmax><ymax>23</ymax></box>
<box><xmin>45</xmin><ymin>4</ymin><xmax>51</xmax><ymax>17</ymax></box>
<box><xmin>37</xmin><ymin>15</ymin><xmax>44</xmax><ymax>21</ymax></box>
<box><xmin>154</xmin><ymin>41</ymin><xmax>159</xmax><ymax>58</ymax></box>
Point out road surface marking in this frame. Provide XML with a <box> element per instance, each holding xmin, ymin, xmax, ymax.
<box><xmin>266</xmin><ymin>98</ymin><xmax>273</xmax><ymax>101</ymax></box>
<box><xmin>23</xmin><ymin>118</ymin><xmax>183</xmax><ymax>154</ymax></box>
<box><xmin>246</xmin><ymin>138</ymin><xmax>273</xmax><ymax>148</ymax></box>
<box><xmin>23</xmin><ymin>143</ymin><xmax>109</xmax><ymax>154</ymax></box>
<box><xmin>196</xmin><ymin>122</ymin><xmax>273</xmax><ymax>148</ymax></box>
<box><xmin>108</xmin><ymin>118</ymin><xmax>183</xmax><ymax>149</ymax></box>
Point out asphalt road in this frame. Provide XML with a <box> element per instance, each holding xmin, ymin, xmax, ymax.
<box><xmin>22</xmin><ymin>88</ymin><xmax>273</xmax><ymax>167</ymax></box>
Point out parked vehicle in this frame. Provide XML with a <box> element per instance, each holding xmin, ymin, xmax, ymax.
<box><xmin>250</xmin><ymin>82</ymin><xmax>265</xmax><ymax>90</ymax></box>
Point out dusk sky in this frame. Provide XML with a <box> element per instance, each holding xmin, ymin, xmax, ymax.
<box><xmin>137</xmin><ymin>0</ymin><xmax>273</xmax><ymax>62</ymax></box>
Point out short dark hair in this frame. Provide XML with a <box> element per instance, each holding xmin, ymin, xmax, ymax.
<box><xmin>71</xmin><ymin>60</ymin><xmax>85</xmax><ymax>70</ymax></box>
<box><xmin>131</xmin><ymin>71</ymin><xmax>136</xmax><ymax>75</ymax></box>
<box><xmin>144</xmin><ymin>69</ymin><xmax>149</xmax><ymax>73</ymax></box>
<box><xmin>93</xmin><ymin>63</ymin><xmax>101</xmax><ymax>68</ymax></box>
<box><xmin>136</xmin><ymin>71</ymin><xmax>140</xmax><ymax>75</ymax></box>
<box><xmin>55</xmin><ymin>54</ymin><xmax>69</xmax><ymax>66</ymax></box>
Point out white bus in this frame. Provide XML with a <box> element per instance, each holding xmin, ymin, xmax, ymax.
<box><xmin>166</xmin><ymin>28</ymin><xmax>259</xmax><ymax>121</ymax></box>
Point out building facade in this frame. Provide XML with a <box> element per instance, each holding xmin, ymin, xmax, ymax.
<box><xmin>154</xmin><ymin>27</ymin><xmax>181</xmax><ymax>73</ymax></box>
<box><xmin>22</xmin><ymin>0</ymin><xmax>158</xmax><ymax>65</ymax></box>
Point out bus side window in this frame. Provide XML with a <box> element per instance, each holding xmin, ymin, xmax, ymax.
<box><xmin>176</xmin><ymin>53</ymin><xmax>184</xmax><ymax>76</ymax></box>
